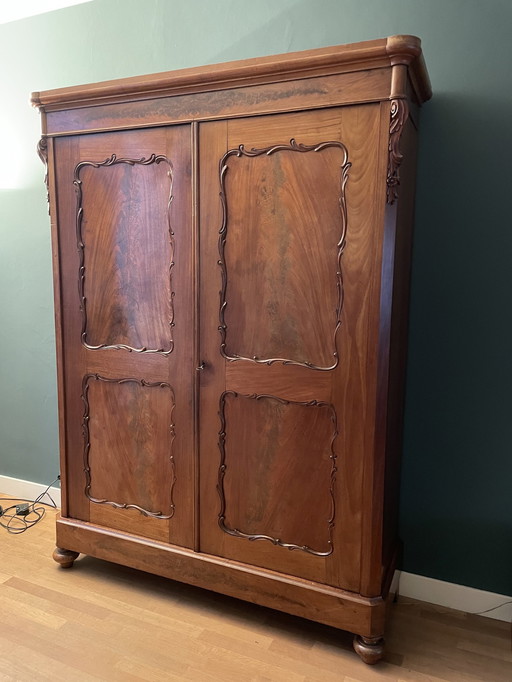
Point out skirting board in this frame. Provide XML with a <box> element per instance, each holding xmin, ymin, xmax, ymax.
<box><xmin>0</xmin><ymin>474</ymin><xmax>61</xmax><ymax>509</ymax></box>
<box><xmin>398</xmin><ymin>571</ymin><xmax>511</xmax><ymax>623</ymax></box>
<box><xmin>1</xmin><ymin>474</ymin><xmax>509</xmax><ymax>623</ymax></box>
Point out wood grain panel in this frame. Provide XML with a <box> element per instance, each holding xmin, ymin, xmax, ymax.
<box><xmin>44</xmin><ymin>70</ymin><xmax>391</xmax><ymax>135</ymax></box>
<box><xmin>53</xmin><ymin>135</ymin><xmax>89</xmax><ymax>522</ymax></box>
<box><xmin>89</xmin><ymin>504</ymin><xmax>171</xmax><ymax>543</ymax></box>
<box><xmin>46</xmin><ymin>136</ymin><xmax>70</xmax><ymax>515</ymax></box>
<box><xmin>198</xmin><ymin>122</ymin><xmax>336</xmax><ymax>582</ymax></box>
<box><xmin>225</xmin><ymin>362</ymin><xmax>331</xmax><ymax>402</ymax></box>
<box><xmin>77</xmin><ymin>155</ymin><xmax>174</xmax><ymax>353</ymax></box>
<box><xmin>199</xmin><ymin>111</ymin><xmax>354</xmax><ymax>586</ymax></box>
<box><xmin>83</xmin><ymin>375</ymin><xmax>175</xmax><ymax>518</ymax></box>
<box><xmin>227</xmin><ymin>108</ymin><xmax>345</xmax><ymax>148</ymax></box>
<box><xmin>38</xmin><ymin>38</ymin><xmax>431</xmax><ymax>660</ymax></box>
<box><xmin>218</xmin><ymin>392</ymin><xmax>337</xmax><ymax>556</ymax></box>
<box><xmin>53</xmin><ymin>126</ymin><xmax>195</xmax><ymax>548</ymax></box>
<box><xmin>34</xmin><ymin>35</ymin><xmax>431</xmax><ymax>111</ymax></box>
<box><xmin>380</xmin><ymin>114</ymin><xmax>419</xmax><ymax>589</ymax></box>
<box><xmin>314</xmin><ymin>104</ymin><xmax>384</xmax><ymax>593</ymax></box>
<box><xmin>220</xmin><ymin>140</ymin><xmax>349</xmax><ymax>369</ymax></box>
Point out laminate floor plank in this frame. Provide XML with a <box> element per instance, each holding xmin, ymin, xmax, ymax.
<box><xmin>0</xmin><ymin>499</ymin><xmax>509</xmax><ymax>681</ymax></box>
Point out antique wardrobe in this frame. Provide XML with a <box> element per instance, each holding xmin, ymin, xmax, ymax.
<box><xmin>33</xmin><ymin>35</ymin><xmax>431</xmax><ymax>664</ymax></box>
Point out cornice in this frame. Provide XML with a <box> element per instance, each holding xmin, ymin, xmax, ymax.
<box><xmin>31</xmin><ymin>35</ymin><xmax>431</xmax><ymax>112</ymax></box>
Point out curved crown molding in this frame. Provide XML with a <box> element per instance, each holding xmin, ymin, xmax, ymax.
<box><xmin>74</xmin><ymin>153</ymin><xmax>175</xmax><ymax>354</ymax></box>
<box><xmin>31</xmin><ymin>35</ymin><xmax>431</xmax><ymax>112</ymax></box>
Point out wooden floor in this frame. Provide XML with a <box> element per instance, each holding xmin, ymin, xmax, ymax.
<box><xmin>0</xmin><ymin>499</ymin><xmax>510</xmax><ymax>681</ymax></box>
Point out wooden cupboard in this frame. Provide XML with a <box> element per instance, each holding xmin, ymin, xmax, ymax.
<box><xmin>33</xmin><ymin>35</ymin><xmax>431</xmax><ymax>664</ymax></box>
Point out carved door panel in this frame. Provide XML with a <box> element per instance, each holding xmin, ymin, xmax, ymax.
<box><xmin>53</xmin><ymin>126</ymin><xmax>195</xmax><ymax>548</ymax></box>
<box><xmin>198</xmin><ymin>107</ymin><xmax>389</xmax><ymax>590</ymax></box>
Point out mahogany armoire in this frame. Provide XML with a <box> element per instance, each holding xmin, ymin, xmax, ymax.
<box><xmin>33</xmin><ymin>35</ymin><xmax>431</xmax><ymax>664</ymax></box>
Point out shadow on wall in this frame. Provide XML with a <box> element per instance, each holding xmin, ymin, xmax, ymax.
<box><xmin>400</xmin><ymin>91</ymin><xmax>512</xmax><ymax>596</ymax></box>
<box><xmin>200</xmin><ymin>0</ymin><xmax>343</xmax><ymax>65</ymax></box>
<box><xmin>400</xmin><ymin>517</ymin><xmax>512</xmax><ymax>594</ymax></box>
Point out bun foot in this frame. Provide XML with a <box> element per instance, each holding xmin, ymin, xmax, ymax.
<box><xmin>353</xmin><ymin>635</ymin><xmax>385</xmax><ymax>664</ymax></box>
<box><xmin>53</xmin><ymin>547</ymin><xmax>80</xmax><ymax>568</ymax></box>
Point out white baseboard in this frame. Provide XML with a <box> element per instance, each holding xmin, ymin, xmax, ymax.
<box><xmin>1</xmin><ymin>475</ymin><xmax>510</xmax><ymax>623</ymax></box>
<box><xmin>0</xmin><ymin>474</ymin><xmax>61</xmax><ymax>509</ymax></box>
<box><xmin>399</xmin><ymin>571</ymin><xmax>511</xmax><ymax>622</ymax></box>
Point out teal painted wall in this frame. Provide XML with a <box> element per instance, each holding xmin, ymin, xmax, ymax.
<box><xmin>1</xmin><ymin>0</ymin><xmax>510</xmax><ymax>595</ymax></box>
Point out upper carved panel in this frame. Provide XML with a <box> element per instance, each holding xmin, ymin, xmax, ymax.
<box><xmin>74</xmin><ymin>154</ymin><xmax>175</xmax><ymax>354</ymax></box>
<box><xmin>218</xmin><ymin>139</ymin><xmax>351</xmax><ymax>371</ymax></box>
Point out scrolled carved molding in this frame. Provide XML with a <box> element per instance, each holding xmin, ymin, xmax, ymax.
<box><xmin>74</xmin><ymin>154</ymin><xmax>175</xmax><ymax>354</ymax></box>
<box><xmin>217</xmin><ymin>391</ymin><xmax>338</xmax><ymax>556</ymax></box>
<box><xmin>37</xmin><ymin>136</ymin><xmax>50</xmax><ymax>214</ymax></box>
<box><xmin>218</xmin><ymin>138</ymin><xmax>351</xmax><ymax>371</ymax></box>
<box><xmin>386</xmin><ymin>98</ymin><xmax>409</xmax><ymax>204</ymax></box>
<box><xmin>81</xmin><ymin>374</ymin><xmax>176</xmax><ymax>519</ymax></box>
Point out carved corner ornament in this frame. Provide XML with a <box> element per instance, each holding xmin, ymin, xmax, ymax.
<box><xmin>37</xmin><ymin>137</ymin><xmax>50</xmax><ymax>214</ymax></box>
<box><xmin>386</xmin><ymin>98</ymin><xmax>409</xmax><ymax>204</ymax></box>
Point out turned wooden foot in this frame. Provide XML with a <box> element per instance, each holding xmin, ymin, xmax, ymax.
<box><xmin>53</xmin><ymin>547</ymin><xmax>80</xmax><ymax>569</ymax></box>
<box><xmin>353</xmin><ymin>635</ymin><xmax>385</xmax><ymax>664</ymax></box>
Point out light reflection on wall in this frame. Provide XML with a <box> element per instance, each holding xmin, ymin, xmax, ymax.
<box><xmin>0</xmin><ymin>117</ymin><xmax>25</xmax><ymax>189</ymax></box>
<box><xmin>0</xmin><ymin>0</ymin><xmax>93</xmax><ymax>25</ymax></box>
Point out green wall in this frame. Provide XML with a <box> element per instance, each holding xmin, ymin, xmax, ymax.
<box><xmin>1</xmin><ymin>0</ymin><xmax>510</xmax><ymax>595</ymax></box>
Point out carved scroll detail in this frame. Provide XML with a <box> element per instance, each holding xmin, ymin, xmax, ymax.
<box><xmin>218</xmin><ymin>139</ymin><xmax>351</xmax><ymax>371</ymax></box>
<box><xmin>81</xmin><ymin>374</ymin><xmax>176</xmax><ymax>519</ymax></box>
<box><xmin>74</xmin><ymin>154</ymin><xmax>174</xmax><ymax>354</ymax></box>
<box><xmin>37</xmin><ymin>137</ymin><xmax>50</xmax><ymax>214</ymax></box>
<box><xmin>217</xmin><ymin>391</ymin><xmax>338</xmax><ymax>556</ymax></box>
<box><xmin>387</xmin><ymin>98</ymin><xmax>409</xmax><ymax>204</ymax></box>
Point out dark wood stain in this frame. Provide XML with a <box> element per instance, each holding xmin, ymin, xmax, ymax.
<box><xmin>38</xmin><ymin>37</ymin><xmax>431</xmax><ymax>664</ymax></box>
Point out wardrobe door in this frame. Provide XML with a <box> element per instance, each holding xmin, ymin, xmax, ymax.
<box><xmin>53</xmin><ymin>126</ymin><xmax>195</xmax><ymax>548</ymax></box>
<box><xmin>198</xmin><ymin>107</ymin><xmax>389</xmax><ymax>590</ymax></box>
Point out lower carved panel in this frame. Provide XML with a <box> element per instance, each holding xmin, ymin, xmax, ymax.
<box><xmin>217</xmin><ymin>391</ymin><xmax>338</xmax><ymax>556</ymax></box>
<box><xmin>82</xmin><ymin>374</ymin><xmax>176</xmax><ymax>518</ymax></box>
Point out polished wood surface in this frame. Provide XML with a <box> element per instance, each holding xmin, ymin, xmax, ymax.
<box><xmin>219</xmin><ymin>393</ymin><xmax>335</xmax><ymax>555</ymax></box>
<box><xmin>52</xmin><ymin>126</ymin><xmax>195</xmax><ymax>548</ymax></box>
<box><xmin>35</xmin><ymin>37</ymin><xmax>432</xmax><ymax>663</ymax></box>
<box><xmin>31</xmin><ymin>35</ymin><xmax>431</xmax><ymax>110</ymax></box>
<box><xmin>220</xmin><ymin>135</ymin><xmax>347</xmax><ymax>368</ymax></box>
<box><xmin>55</xmin><ymin>515</ymin><xmax>386</xmax><ymax>638</ymax></box>
<box><xmin>197</xmin><ymin>104</ymin><xmax>392</xmax><ymax>593</ymax></box>
<box><xmin>77</xmin><ymin>155</ymin><xmax>173</xmax><ymax>351</ymax></box>
<box><xmin>41</xmin><ymin>71</ymin><xmax>392</xmax><ymax>137</ymax></box>
<box><xmin>1</xmin><ymin>502</ymin><xmax>510</xmax><ymax>682</ymax></box>
<box><xmin>85</xmin><ymin>377</ymin><xmax>175</xmax><ymax>515</ymax></box>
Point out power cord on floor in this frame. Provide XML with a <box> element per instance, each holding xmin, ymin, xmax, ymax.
<box><xmin>0</xmin><ymin>476</ymin><xmax>59</xmax><ymax>534</ymax></box>
<box><xmin>469</xmin><ymin>600</ymin><xmax>512</xmax><ymax>616</ymax></box>
<box><xmin>395</xmin><ymin>581</ymin><xmax>512</xmax><ymax>618</ymax></box>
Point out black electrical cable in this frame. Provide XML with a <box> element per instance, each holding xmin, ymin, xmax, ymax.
<box><xmin>0</xmin><ymin>477</ymin><xmax>60</xmax><ymax>534</ymax></box>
